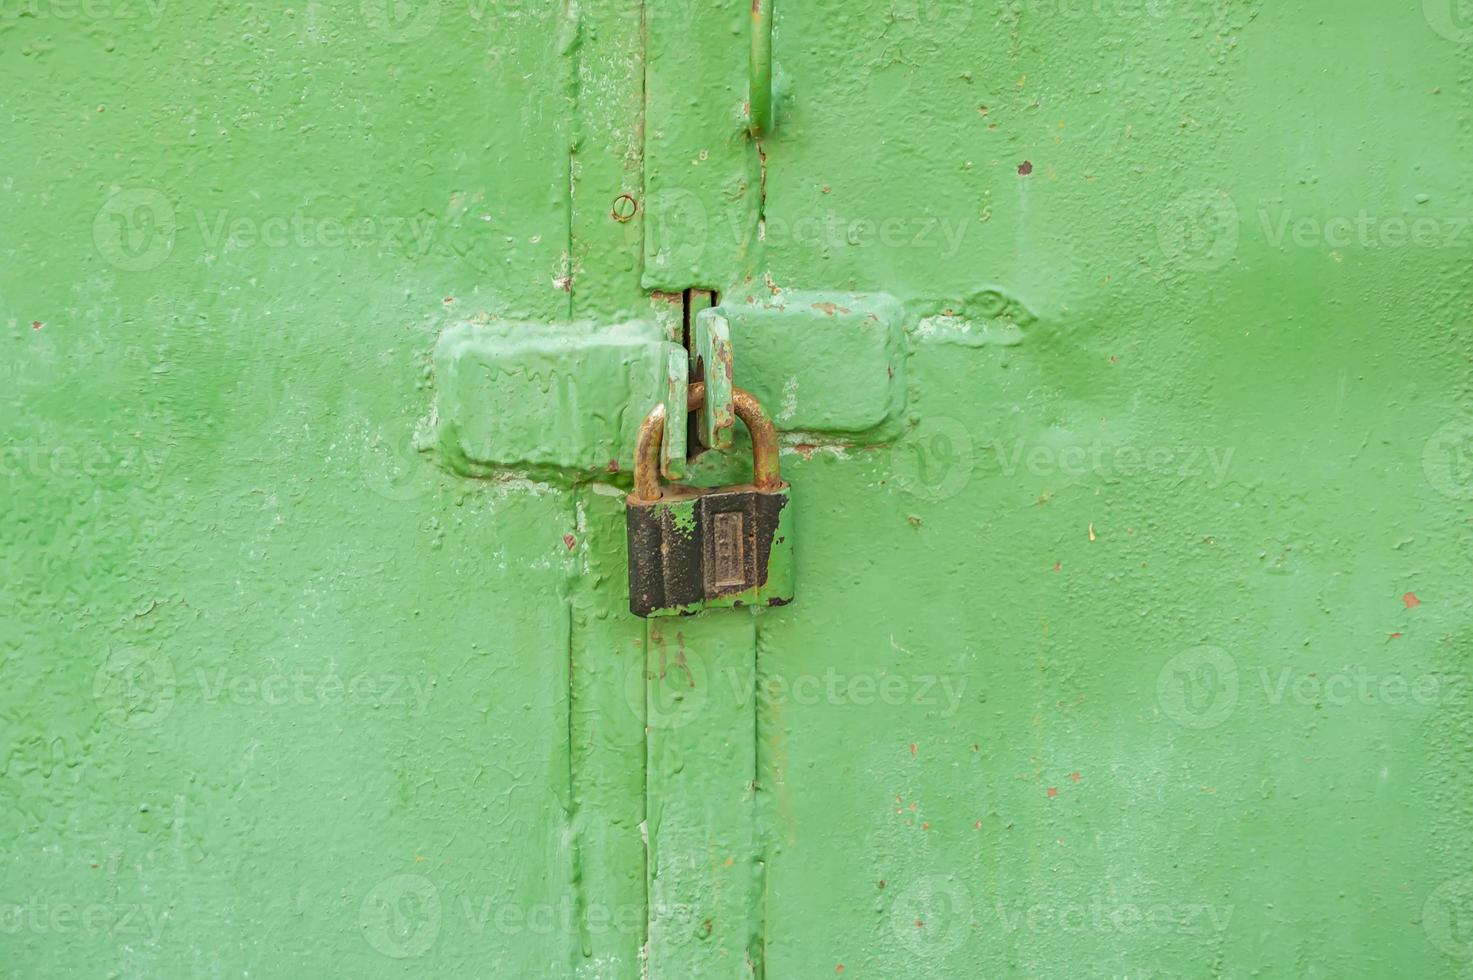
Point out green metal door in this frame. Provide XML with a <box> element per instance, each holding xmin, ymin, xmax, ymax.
<box><xmin>4</xmin><ymin>2</ymin><xmax>1472</xmax><ymax>977</ymax></box>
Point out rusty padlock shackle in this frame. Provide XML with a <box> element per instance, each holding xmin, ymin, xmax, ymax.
<box><xmin>632</xmin><ymin>383</ymin><xmax>783</xmax><ymax>502</ymax></box>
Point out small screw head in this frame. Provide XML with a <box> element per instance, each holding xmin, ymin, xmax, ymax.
<box><xmin>611</xmin><ymin>194</ymin><xmax>638</xmax><ymax>222</ymax></box>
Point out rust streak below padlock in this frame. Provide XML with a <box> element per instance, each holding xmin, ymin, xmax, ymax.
<box><xmin>626</xmin><ymin>383</ymin><xmax>795</xmax><ymax>618</ymax></box>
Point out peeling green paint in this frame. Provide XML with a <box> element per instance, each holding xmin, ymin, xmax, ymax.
<box><xmin>4</xmin><ymin>1</ymin><xmax>1473</xmax><ymax>978</ymax></box>
<box><xmin>664</xmin><ymin>497</ymin><xmax>700</xmax><ymax>537</ymax></box>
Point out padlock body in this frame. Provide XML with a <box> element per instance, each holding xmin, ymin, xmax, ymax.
<box><xmin>626</xmin><ymin>483</ymin><xmax>794</xmax><ymax>617</ymax></box>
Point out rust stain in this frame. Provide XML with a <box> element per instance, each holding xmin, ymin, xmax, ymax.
<box><xmin>1402</xmin><ymin>591</ymin><xmax>1421</xmax><ymax>608</ymax></box>
<box><xmin>611</xmin><ymin>193</ymin><xmax>638</xmax><ymax>222</ymax></box>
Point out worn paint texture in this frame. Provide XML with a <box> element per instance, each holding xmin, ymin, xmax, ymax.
<box><xmin>4</xmin><ymin>1</ymin><xmax>1473</xmax><ymax>977</ymax></box>
<box><xmin>719</xmin><ymin>290</ymin><xmax>907</xmax><ymax>437</ymax></box>
<box><xmin>434</xmin><ymin>319</ymin><xmax>681</xmax><ymax>476</ymax></box>
<box><xmin>694</xmin><ymin>310</ymin><xmax>736</xmax><ymax>451</ymax></box>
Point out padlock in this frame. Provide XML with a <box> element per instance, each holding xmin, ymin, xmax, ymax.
<box><xmin>626</xmin><ymin>382</ymin><xmax>794</xmax><ymax>618</ymax></box>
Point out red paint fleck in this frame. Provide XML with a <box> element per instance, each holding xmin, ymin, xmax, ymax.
<box><xmin>31</xmin><ymin>321</ymin><xmax>43</xmax><ymax>330</ymax></box>
<box><xmin>1403</xmin><ymin>592</ymin><xmax>1421</xmax><ymax>609</ymax></box>
<box><xmin>1052</xmin><ymin>562</ymin><xmax>1062</xmax><ymax>572</ymax></box>
<box><xmin>915</xmin><ymin>919</ymin><xmax>925</xmax><ymax>929</ymax></box>
<box><xmin>1018</xmin><ymin>160</ymin><xmax>1034</xmax><ymax>175</ymax></box>
<box><xmin>563</xmin><ymin>534</ymin><xmax>576</xmax><ymax>550</ymax></box>
<box><xmin>606</xmin><ymin>459</ymin><xmax>619</xmax><ymax>473</ymax></box>
<box><xmin>835</xmin><ymin>967</ymin><xmax>844</xmax><ymax>975</ymax></box>
<box><xmin>822</xmin><ymin>185</ymin><xmax>831</xmax><ymax>194</ymax></box>
<box><xmin>1070</xmin><ymin>772</ymin><xmax>1081</xmax><ymax>782</ymax></box>
<box><xmin>1389</xmin><ymin>632</ymin><xmax>1403</xmax><ymax>639</ymax></box>
<box><xmin>1046</xmin><ymin>787</ymin><xmax>1058</xmax><ymax>798</ymax></box>
<box><xmin>921</xmin><ymin>821</ymin><xmax>930</xmax><ymax>830</ymax></box>
<box><xmin>974</xmin><ymin>820</ymin><xmax>982</xmax><ymax>829</ymax></box>
<box><xmin>909</xmin><ymin>743</ymin><xmax>917</xmax><ymax>757</ymax></box>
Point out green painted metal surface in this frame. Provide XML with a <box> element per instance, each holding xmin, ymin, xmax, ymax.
<box><xmin>433</xmin><ymin>319</ymin><xmax>680</xmax><ymax>476</ymax></box>
<box><xmin>4</xmin><ymin>2</ymin><xmax>1473</xmax><ymax>978</ymax></box>
<box><xmin>721</xmin><ymin>290</ymin><xmax>907</xmax><ymax>437</ymax></box>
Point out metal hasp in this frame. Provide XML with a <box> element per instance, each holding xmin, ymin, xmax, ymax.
<box><xmin>749</xmin><ymin>0</ymin><xmax>773</xmax><ymax>137</ymax></box>
<box><xmin>660</xmin><ymin>345</ymin><xmax>689</xmax><ymax>480</ymax></box>
<box><xmin>626</xmin><ymin>383</ymin><xmax>794</xmax><ymax>618</ymax></box>
<box><xmin>693</xmin><ymin>308</ymin><xmax>735</xmax><ymax>452</ymax></box>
